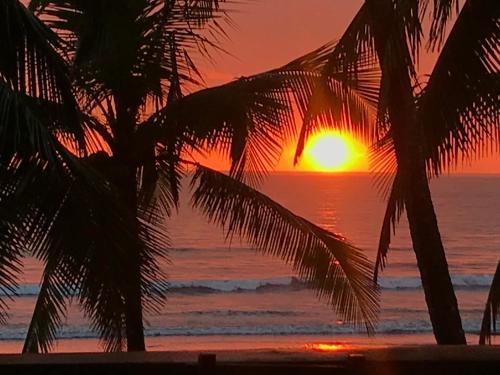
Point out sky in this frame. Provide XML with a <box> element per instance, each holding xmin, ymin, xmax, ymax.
<box><xmin>196</xmin><ymin>0</ymin><xmax>500</xmax><ymax>174</ymax></box>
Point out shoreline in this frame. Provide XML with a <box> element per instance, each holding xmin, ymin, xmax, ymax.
<box><xmin>1</xmin><ymin>345</ymin><xmax>500</xmax><ymax>361</ymax></box>
<box><xmin>0</xmin><ymin>333</ymin><xmax>492</xmax><ymax>354</ymax></box>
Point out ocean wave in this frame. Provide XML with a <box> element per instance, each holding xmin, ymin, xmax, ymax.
<box><xmin>168</xmin><ymin>277</ymin><xmax>303</xmax><ymax>294</ymax></box>
<box><xmin>170</xmin><ymin>247</ymin><xmax>255</xmax><ymax>253</ymax></box>
<box><xmin>0</xmin><ymin>320</ymin><xmax>484</xmax><ymax>341</ymax></box>
<box><xmin>183</xmin><ymin>310</ymin><xmax>301</xmax><ymax>317</ymax></box>
<box><xmin>2</xmin><ymin>274</ymin><xmax>493</xmax><ymax>297</ymax></box>
<box><xmin>378</xmin><ymin>275</ymin><xmax>493</xmax><ymax>290</ymax></box>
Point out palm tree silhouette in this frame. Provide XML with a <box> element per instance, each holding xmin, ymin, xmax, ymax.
<box><xmin>0</xmin><ymin>1</ymin><xmax>379</xmax><ymax>352</ymax></box>
<box><xmin>295</xmin><ymin>0</ymin><xmax>499</xmax><ymax>344</ymax></box>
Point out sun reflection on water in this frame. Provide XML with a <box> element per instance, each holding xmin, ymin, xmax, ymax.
<box><xmin>305</xmin><ymin>343</ymin><xmax>350</xmax><ymax>352</ymax></box>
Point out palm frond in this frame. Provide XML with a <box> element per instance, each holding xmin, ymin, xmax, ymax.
<box><xmin>0</xmin><ymin>159</ymin><xmax>74</xmax><ymax>351</ymax></box>
<box><xmin>148</xmin><ymin>71</ymin><xmax>298</xmax><ymax>186</ymax></box>
<box><xmin>0</xmin><ymin>151</ymin><xmax>83</xmax><ymax>328</ymax></box>
<box><xmin>0</xmin><ymin>122</ymin><xmax>169</xmax><ymax>353</ymax></box>
<box><xmin>418</xmin><ymin>0</ymin><xmax>500</xmax><ymax>176</ymax></box>
<box><xmin>31</xmin><ymin>0</ymin><xmax>231</xmax><ymax>115</ymax></box>
<box><xmin>148</xmin><ymin>42</ymin><xmax>377</xmax><ymax>187</ymax></box>
<box><xmin>374</xmin><ymin>171</ymin><xmax>405</xmax><ymax>282</ymax></box>
<box><xmin>293</xmin><ymin>11</ymin><xmax>390</xmax><ymax>211</ymax></box>
<box><xmin>479</xmin><ymin>261</ymin><xmax>500</xmax><ymax>345</ymax></box>
<box><xmin>293</xmin><ymin>4</ymin><xmax>383</xmax><ymax>164</ymax></box>
<box><xmin>0</xmin><ymin>232</ymin><xmax>22</xmax><ymax>324</ymax></box>
<box><xmin>22</xmin><ymin>264</ymin><xmax>72</xmax><ymax>353</ymax></box>
<box><xmin>0</xmin><ymin>164</ymin><xmax>30</xmax><ymax>324</ymax></box>
<box><xmin>0</xmin><ymin>82</ymin><xmax>70</xmax><ymax>163</ymax></box>
<box><xmin>329</xmin><ymin>0</ymin><xmax>424</xmax><ymax>67</ymax></box>
<box><xmin>5</xmin><ymin>151</ymin><xmax>141</xmax><ymax>352</ymax></box>
<box><xmin>367</xmin><ymin>133</ymin><xmax>407</xmax><ymax>282</ymax></box>
<box><xmin>171</xmin><ymin>0</ymin><xmax>227</xmax><ymax>27</ymax></box>
<box><xmin>190</xmin><ymin>165</ymin><xmax>380</xmax><ymax>331</ymax></box>
<box><xmin>136</xmin><ymin>154</ymin><xmax>177</xmax><ymax>315</ymax></box>
<box><xmin>369</xmin><ymin>133</ymin><xmax>398</xmax><ymax>192</ymax></box>
<box><xmin>395</xmin><ymin>0</ymin><xmax>426</xmax><ymax>61</ymax></box>
<box><xmin>138</xmin><ymin>150</ymin><xmax>185</xmax><ymax>223</ymax></box>
<box><xmin>327</xmin><ymin>3</ymin><xmax>377</xmax><ymax>69</ymax></box>
<box><xmin>136</xmin><ymin>217</ymin><xmax>170</xmax><ymax>317</ymax></box>
<box><xmin>0</xmin><ymin>0</ymin><xmax>82</xmax><ymax>150</ymax></box>
<box><xmin>426</xmin><ymin>0</ymin><xmax>461</xmax><ymax>50</ymax></box>
<box><xmin>15</xmin><ymin>162</ymin><xmax>126</xmax><ymax>351</ymax></box>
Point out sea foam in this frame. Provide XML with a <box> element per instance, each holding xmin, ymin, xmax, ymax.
<box><xmin>2</xmin><ymin>274</ymin><xmax>493</xmax><ymax>297</ymax></box>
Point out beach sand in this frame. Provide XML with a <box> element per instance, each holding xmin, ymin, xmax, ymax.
<box><xmin>0</xmin><ymin>345</ymin><xmax>499</xmax><ymax>375</ymax></box>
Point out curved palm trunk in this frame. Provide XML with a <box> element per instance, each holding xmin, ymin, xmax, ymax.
<box><xmin>399</xmin><ymin>141</ymin><xmax>466</xmax><ymax>344</ymax></box>
<box><xmin>366</xmin><ymin>0</ymin><xmax>466</xmax><ymax>344</ymax></box>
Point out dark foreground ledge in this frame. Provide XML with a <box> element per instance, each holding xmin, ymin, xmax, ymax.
<box><xmin>0</xmin><ymin>346</ymin><xmax>499</xmax><ymax>375</ymax></box>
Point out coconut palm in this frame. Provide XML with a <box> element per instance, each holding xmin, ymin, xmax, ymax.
<box><xmin>295</xmin><ymin>0</ymin><xmax>499</xmax><ymax>344</ymax></box>
<box><xmin>479</xmin><ymin>261</ymin><xmax>500</xmax><ymax>345</ymax></box>
<box><xmin>0</xmin><ymin>0</ymin><xmax>380</xmax><ymax>352</ymax></box>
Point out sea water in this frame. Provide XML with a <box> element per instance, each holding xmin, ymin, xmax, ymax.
<box><xmin>1</xmin><ymin>174</ymin><xmax>499</xmax><ymax>351</ymax></box>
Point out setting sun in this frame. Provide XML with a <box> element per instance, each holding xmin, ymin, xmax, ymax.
<box><xmin>301</xmin><ymin>131</ymin><xmax>367</xmax><ymax>172</ymax></box>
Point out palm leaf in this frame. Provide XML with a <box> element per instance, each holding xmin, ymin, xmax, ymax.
<box><xmin>294</xmin><ymin>3</ymin><xmax>388</xmax><ymax>164</ymax></box>
<box><xmin>148</xmin><ymin>43</ymin><xmax>377</xmax><ymax>187</ymax></box>
<box><xmin>22</xmin><ymin>263</ymin><xmax>73</xmax><ymax>353</ymax></box>
<box><xmin>373</xmin><ymin>171</ymin><xmax>405</xmax><ymax>282</ymax></box>
<box><xmin>426</xmin><ymin>0</ymin><xmax>461</xmax><ymax>50</ymax></box>
<box><xmin>190</xmin><ymin>164</ymin><xmax>380</xmax><ymax>331</ymax></box>
<box><xmin>0</xmin><ymin>117</ymin><xmax>83</xmax><ymax>329</ymax></box>
<box><xmin>0</xmin><ymin>7</ymin><xmax>86</xmax><ymax>316</ymax></box>
<box><xmin>0</xmin><ymin>82</ymin><xmax>67</xmax><ymax>163</ymax></box>
<box><xmin>0</xmin><ymin>164</ymin><xmax>30</xmax><ymax>324</ymax></box>
<box><xmin>479</xmin><ymin>261</ymin><xmax>500</xmax><ymax>345</ymax></box>
<box><xmin>395</xmin><ymin>0</ymin><xmax>425</xmax><ymax>60</ymax></box>
<box><xmin>369</xmin><ymin>134</ymin><xmax>406</xmax><ymax>282</ymax></box>
<box><xmin>14</xmin><ymin>157</ymin><xmax>127</xmax><ymax>352</ymax></box>
<box><xmin>17</xmin><ymin>151</ymin><xmax>167</xmax><ymax>352</ymax></box>
<box><xmin>418</xmin><ymin>0</ymin><xmax>500</xmax><ymax>176</ymax></box>
<box><xmin>148</xmin><ymin>71</ymin><xmax>298</xmax><ymax>186</ymax></box>
<box><xmin>138</xmin><ymin>151</ymin><xmax>184</xmax><ymax>223</ymax></box>
<box><xmin>30</xmin><ymin>0</ymin><xmax>231</xmax><ymax>115</ymax></box>
<box><xmin>0</xmin><ymin>0</ymin><xmax>82</xmax><ymax>149</ymax></box>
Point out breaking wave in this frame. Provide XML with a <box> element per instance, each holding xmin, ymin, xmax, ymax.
<box><xmin>1</xmin><ymin>274</ymin><xmax>492</xmax><ymax>297</ymax></box>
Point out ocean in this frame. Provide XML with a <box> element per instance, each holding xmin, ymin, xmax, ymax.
<box><xmin>1</xmin><ymin>174</ymin><xmax>499</xmax><ymax>352</ymax></box>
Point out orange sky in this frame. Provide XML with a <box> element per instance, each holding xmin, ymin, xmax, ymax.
<box><xmin>196</xmin><ymin>0</ymin><xmax>500</xmax><ymax>174</ymax></box>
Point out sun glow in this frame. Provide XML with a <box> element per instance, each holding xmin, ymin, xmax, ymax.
<box><xmin>301</xmin><ymin>131</ymin><xmax>367</xmax><ymax>172</ymax></box>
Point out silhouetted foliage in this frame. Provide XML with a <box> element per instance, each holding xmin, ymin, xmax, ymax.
<box><xmin>0</xmin><ymin>0</ymin><xmax>380</xmax><ymax>352</ymax></box>
<box><xmin>297</xmin><ymin>0</ymin><xmax>499</xmax><ymax>344</ymax></box>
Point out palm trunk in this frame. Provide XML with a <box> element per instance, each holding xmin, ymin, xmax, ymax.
<box><xmin>401</xmin><ymin>148</ymin><xmax>466</xmax><ymax>344</ymax></box>
<box><xmin>114</xmin><ymin>97</ymin><xmax>146</xmax><ymax>351</ymax></box>
<box><xmin>366</xmin><ymin>0</ymin><xmax>466</xmax><ymax>344</ymax></box>
<box><xmin>119</xmin><ymin>170</ymin><xmax>146</xmax><ymax>351</ymax></box>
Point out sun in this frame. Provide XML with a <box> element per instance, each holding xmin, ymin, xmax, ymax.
<box><xmin>308</xmin><ymin>134</ymin><xmax>349</xmax><ymax>169</ymax></box>
<box><xmin>301</xmin><ymin>131</ymin><xmax>366</xmax><ymax>172</ymax></box>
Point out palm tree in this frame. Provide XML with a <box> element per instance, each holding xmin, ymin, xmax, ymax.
<box><xmin>0</xmin><ymin>0</ymin><xmax>380</xmax><ymax>352</ymax></box>
<box><xmin>479</xmin><ymin>261</ymin><xmax>500</xmax><ymax>345</ymax></box>
<box><xmin>295</xmin><ymin>0</ymin><xmax>499</xmax><ymax>344</ymax></box>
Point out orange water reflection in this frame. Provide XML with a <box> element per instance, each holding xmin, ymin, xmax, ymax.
<box><xmin>305</xmin><ymin>343</ymin><xmax>351</xmax><ymax>352</ymax></box>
